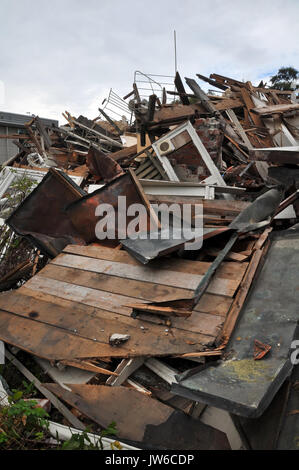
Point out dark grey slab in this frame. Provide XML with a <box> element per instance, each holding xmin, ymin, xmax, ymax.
<box><xmin>172</xmin><ymin>225</ymin><xmax>299</xmax><ymax>417</ymax></box>
<box><xmin>122</xmin><ymin>227</ymin><xmax>217</xmax><ymax>264</ymax></box>
<box><xmin>277</xmin><ymin>364</ymin><xmax>299</xmax><ymax>450</ymax></box>
<box><xmin>233</xmin><ymin>377</ymin><xmax>291</xmax><ymax>449</ymax></box>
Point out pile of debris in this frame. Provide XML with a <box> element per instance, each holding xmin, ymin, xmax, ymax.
<box><xmin>0</xmin><ymin>71</ymin><xmax>298</xmax><ymax>450</ymax></box>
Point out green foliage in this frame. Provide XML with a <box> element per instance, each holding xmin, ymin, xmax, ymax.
<box><xmin>0</xmin><ymin>173</ymin><xmax>39</xmax><ymax>280</ymax></box>
<box><xmin>0</xmin><ymin>380</ymin><xmax>122</xmax><ymax>450</ymax></box>
<box><xmin>0</xmin><ymin>388</ymin><xmax>49</xmax><ymax>450</ymax></box>
<box><xmin>270</xmin><ymin>66</ymin><xmax>299</xmax><ymax>91</ymax></box>
<box><xmin>21</xmin><ymin>380</ymin><xmax>37</xmax><ymax>397</ymax></box>
<box><xmin>61</xmin><ymin>428</ymin><xmax>99</xmax><ymax>450</ymax></box>
<box><xmin>4</xmin><ymin>173</ymin><xmax>37</xmax><ymax>215</ymax></box>
<box><xmin>60</xmin><ymin>422</ymin><xmax>122</xmax><ymax>451</ymax></box>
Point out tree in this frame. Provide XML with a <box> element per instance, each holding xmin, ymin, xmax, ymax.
<box><xmin>270</xmin><ymin>66</ymin><xmax>299</xmax><ymax>91</ymax></box>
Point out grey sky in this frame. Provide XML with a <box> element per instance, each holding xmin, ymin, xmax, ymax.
<box><xmin>0</xmin><ymin>0</ymin><xmax>298</xmax><ymax>122</ymax></box>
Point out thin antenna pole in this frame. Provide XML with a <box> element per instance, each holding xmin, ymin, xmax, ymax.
<box><xmin>174</xmin><ymin>30</ymin><xmax>177</xmax><ymax>75</ymax></box>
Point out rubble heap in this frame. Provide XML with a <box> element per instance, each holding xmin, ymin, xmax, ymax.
<box><xmin>0</xmin><ymin>71</ymin><xmax>298</xmax><ymax>450</ymax></box>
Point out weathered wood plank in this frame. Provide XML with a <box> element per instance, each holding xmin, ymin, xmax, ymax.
<box><xmin>214</xmin><ymin>98</ymin><xmax>244</xmax><ymax>111</ymax></box>
<box><xmin>63</xmin><ymin>245</ymin><xmax>248</xmax><ymax>280</ymax></box>
<box><xmin>0</xmin><ymin>290</ymin><xmax>214</xmax><ymax>355</ymax></box>
<box><xmin>36</xmin><ymin>266</ymin><xmax>232</xmax><ymax>316</ymax></box>
<box><xmin>43</xmin><ymin>384</ymin><xmax>230</xmax><ymax>449</ymax></box>
<box><xmin>0</xmin><ymin>306</ymin><xmax>213</xmax><ymax>361</ymax></box>
<box><xmin>20</xmin><ymin>284</ymin><xmax>226</xmax><ymax>336</ymax></box>
<box><xmin>20</xmin><ymin>280</ymin><xmax>224</xmax><ymax>336</ymax></box>
<box><xmin>39</xmin><ymin>264</ymin><xmax>194</xmax><ymax>303</ymax></box>
<box><xmin>0</xmin><ymin>309</ymin><xmax>118</xmax><ymax>360</ymax></box>
<box><xmin>51</xmin><ymin>254</ymin><xmax>242</xmax><ymax>297</ymax></box>
<box><xmin>194</xmin><ymin>293</ymin><xmax>232</xmax><ymax>316</ymax></box>
<box><xmin>106</xmin><ymin>357</ymin><xmax>145</xmax><ymax>386</ymax></box>
<box><xmin>251</xmin><ymin>103</ymin><xmax>299</xmax><ymax>116</ymax></box>
<box><xmin>216</xmin><ymin>248</ymin><xmax>264</xmax><ymax>347</ymax></box>
<box><xmin>39</xmin><ymin>264</ymin><xmax>233</xmax><ymax>316</ymax></box>
<box><xmin>25</xmin><ymin>276</ymin><xmax>139</xmax><ymax>315</ymax></box>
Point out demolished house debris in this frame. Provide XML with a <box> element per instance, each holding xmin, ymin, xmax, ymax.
<box><xmin>0</xmin><ymin>71</ymin><xmax>298</xmax><ymax>450</ymax></box>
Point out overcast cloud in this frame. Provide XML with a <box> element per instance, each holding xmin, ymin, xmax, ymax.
<box><xmin>0</xmin><ymin>0</ymin><xmax>298</xmax><ymax>122</ymax></box>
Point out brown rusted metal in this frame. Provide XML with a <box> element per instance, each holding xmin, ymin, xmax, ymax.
<box><xmin>65</xmin><ymin>171</ymin><xmax>158</xmax><ymax>245</ymax></box>
<box><xmin>7</xmin><ymin>168</ymin><xmax>86</xmax><ymax>257</ymax></box>
<box><xmin>86</xmin><ymin>146</ymin><xmax>124</xmax><ymax>182</ymax></box>
<box><xmin>254</xmin><ymin>339</ymin><xmax>272</xmax><ymax>360</ymax></box>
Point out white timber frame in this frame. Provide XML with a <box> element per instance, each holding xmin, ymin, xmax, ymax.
<box><xmin>152</xmin><ymin>121</ymin><xmax>232</xmax><ymax>200</ymax></box>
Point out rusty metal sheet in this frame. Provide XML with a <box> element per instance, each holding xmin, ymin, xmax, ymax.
<box><xmin>65</xmin><ymin>171</ymin><xmax>157</xmax><ymax>245</ymax></box>
<box><xmin>7</xmin><ymin>168</ymin><xmax>86</xmax><ymax>257</ymax></box>
<box><xmin>86</xmin><ymin>146</ymin><xmax>124</xmax><ymax>182</ymax></box>
<box><xmin>44</xmin><ymin>383</ymin><xmax>230</xmax><ymax>450</ymax></box>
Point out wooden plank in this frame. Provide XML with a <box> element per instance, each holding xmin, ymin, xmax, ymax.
<box><xmin>21</xmin><ymin>278</ymin><xmax>225</xmax><ymax>336</ymax></box>
<box><xmin>59</xmin><ymin>360</ymin><xmax>117</xmax><ymax>376</ymax></box>
<box><xmin>25</xmin><ymin>276</ymin><xmax>140</xmax><ymax>315</ymax></box>
<box><xmin>128</xmin><ymin>309</ymin><xmax>224</xmax><ymax>336</ymax></box>
<box><xmin>110</xmin><ymin>144</ymin><xmax>137</xmax><ymax>162</ymax></box>
<box><xmin>215</xmin><ymin>99</ymin><xmax>244</xmax><ymax>111</ymax></box>
<box><xmin>39</xmin><ymin>263</ymin><xmax>194</xmax><ymax>303</ymax></box>
<box><xmin>206</xmin><ymin>249</ymin><xmax>248</xmax><ymax>262</ymax></box>
<box><xmin>251</xmin><ymin>103</ymin><xmax>299</xmax><ymax>116</ymax></box>
<box><xmin>50</xmin><ymin>254</ymin><xmax>241</xmax><ymax>297</ymax></box>
<box><xmin>0</xmin><ymin>306</ymin><xmax>213</xmax><ymax>361</ymax></box>
<box><xmin>40</xmin><ymin>255</ymin><xmax>199</xmax><ymax>289</ymax></box>
<box><xmin>174</xmin><ymin>71</ymin><xmax>190</xmax><ymax>106</ymax></box>
<box><xmin>62</xmin><ymin>245</ymin><xmax>248</xmax><ymax>280</ymax></box>
<box><xmin>194</xmin><ymin>293</ymin><xmax>232</xmax><ymax>316</ymax></box>
<box><xmin>0</xmin><ymin>309</ymin><xmax>122</xmax><ymax>360</ymax></box>
<box><xmin>0</xmin><ymin>290</ymin><xmax>214</xmax><ymax>358</ymax></box>
<box><xmin>20</xmin><ymin>285</ymin><xmax>227</xmax><ymax>336</ymax></box>
<box><xmin>240</xmin><ymin>88</ymin><xmax>273</xmax><ymax>147</ymax></box>
<box><xmin>43</xmin><ymin>384</ymin><xmax>230</xmax><ymax>449</ymax></box>
<box><xmin>106</xmin><ymin>357</ymin><xmax>145</xmax><ymax>386</ymax></box>
<box><xmin>35</xmin><ymin>357</ymin><xmax>96</xmax><ymax>387</ymax></box>
<box><xmin>216</xmin><ymin>248</ymin><xmax>264</xmax><ymax>347</ymax></box>
<box><xmin>38</xmin><ymin>264</ymin><xmax>231</xmax><ymax>316</ymax></box>
<box><xmin>226</xmin><ymin>109</ymin><xmax>253</xmax><ymax>149</ymax></box>
<box><xmin>145</xmin><ymin>358</ymin><xmax>178</xmax><ymax>385</ymax></box>
<box><xmin>125</xmin><ymin>379</ymin><xmax>152</xmax><ymax>396</ymax></box>
<box><xmin>128</xmin><ymin>168</ymin><xmax>160</xmax><ymax>230</ymax></box>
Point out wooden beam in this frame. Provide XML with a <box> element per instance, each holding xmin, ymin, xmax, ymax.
<box><xmin>106</xmin><ymin>357</ymin><xmax>145</xmax><ymax>386</ymax></box>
